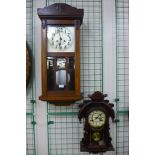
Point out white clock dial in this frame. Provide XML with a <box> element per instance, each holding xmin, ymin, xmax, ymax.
<box><xmin>88</xmin><ymin>110</ymin><xmax>106</xmax><ymax>128</ymax></box>
<box><xmin>47</xmin><ymin>26</ymin><xmax>75</xmax><ymax>52</ymax></box>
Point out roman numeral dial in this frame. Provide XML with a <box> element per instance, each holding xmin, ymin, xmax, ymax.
<box><xmin>88</xmin><ymin>110</ymin><xmax>106</xmax><ymax>128</ymax></box>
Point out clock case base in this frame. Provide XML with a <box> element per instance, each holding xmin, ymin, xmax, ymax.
<box><xmin>39</xmin><ymin>94</ymin><xmax>83</xmax><ymax>104</ymax></box>
<box><xmin>80</xmin><ymin>141</ymin><xmax>114</xmax><ymax>154</ymax></box>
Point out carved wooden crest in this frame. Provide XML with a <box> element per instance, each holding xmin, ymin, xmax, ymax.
<box><xmin>37</xmin><ymin>3</ymin><xmax>84</xmax><ymax>25</ymax></box>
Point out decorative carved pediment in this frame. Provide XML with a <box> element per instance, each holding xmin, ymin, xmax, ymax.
<box><xmin>78</xmin><ymin>91</ymin><xmax>115</xmax><ymax>121</ymax></box>
<box><xmin>37</xmin><ymin>3</ymin><xmax>84</xmax><ymax>25</ymax></box>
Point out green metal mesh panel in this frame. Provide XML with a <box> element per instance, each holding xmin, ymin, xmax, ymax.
<box><xmin>116</xmin><ymin>112</ymin><xmax>129</xmax><ymax>155</ymax></box>
<box><xmin>26</xmin><ymin>0</ymin><xmax>34</xmax><ymax>113</ymax></box>
<box><xmin>47</xmin><ymin>110</ymin><xmax>83</xmax><ymax>155</ymax></box>
<box><xmin>26</xmin><ymin>114</ymin><xmax>36</xmax><ymax>155</ymax></box>
<box><xmin>26</xmin><ymin>0</ymin><xmax>36</xmax><ymax>154</ymax></box>
<box><xmin>26</xmin><ymin>0</ymin><xmax>33</xmax><ymax>52</ymax></box>
<box><xmin>115</xmin><ymin>0</ymin><xmax>129</xmax><ymax>154</ymax></box>
<box><xmin>46</xmin><ymin>0</ymin><xmax>103</xmax><ymax>155</ymax></box>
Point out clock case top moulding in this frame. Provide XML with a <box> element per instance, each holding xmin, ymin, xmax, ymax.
<box><xmin>37</xmin><ymin>3</ymin><xmax>84</xmax><ymax>29</ymax></box>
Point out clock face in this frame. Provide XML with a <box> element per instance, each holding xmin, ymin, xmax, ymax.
<box><xmin>88</xmin><ymin>110</ymin><xmax>106</xmax><ymax>128</ymax></box>
<box><xmin>47</xmin><ymin>26</ymin><xmax>75</xmax><ymax>52</ymax></box>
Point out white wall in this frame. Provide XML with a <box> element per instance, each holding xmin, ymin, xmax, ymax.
<box><xmin>103</xmin><ymin>0</ymin><xmax>116</xmax><ymax>155</ymax></box>
<box><xmin>34</xmin><ymin>1</ymin><xmax>48</xmax><ymax>154</ymax></box>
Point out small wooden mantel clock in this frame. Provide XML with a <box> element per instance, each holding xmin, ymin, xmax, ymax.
<box><xmin>37</xmin><ymin>3</ymin><xmax>84</xmax><ymax>103</ymax></box>
<box><xmin>78</xmin><ymin>91</ymin><xmax>115</xmax><ymax>153</ymax></box>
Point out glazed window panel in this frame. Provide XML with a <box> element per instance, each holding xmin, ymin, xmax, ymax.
<box><xmin>47</xmin><ymin>57</ymin><xmax>75</xmax><ymax>91</ymax></box>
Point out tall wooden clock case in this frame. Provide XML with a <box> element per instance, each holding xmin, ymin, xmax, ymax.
<box><xmin>37</xmin><ymin>3</ymin><xmax>84</xmax><ymax>103</ymax></box>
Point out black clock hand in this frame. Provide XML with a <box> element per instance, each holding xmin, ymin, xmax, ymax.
<box><xmin>59</xmin><ymin>32</ymin><xmax>62</xmax><ymax>40</ymax></box>
<box><xmin>94</xmin><ymin>113</ymin><xmax>102</xmax><ymax>120</ymax></box>
<box><xmin>58</xmin><ymin>32</ymin><xmax>63</xmax><ymax>48</ymax></box>
<box><xmin>59</xmin><ymin>42</ymin><xmax>61</xmax><ymax>48</ymax></box>
<box><xmin>99</xmin><ymin>117</ymin><xmax>104</xmax><ymax>121</ymax></box>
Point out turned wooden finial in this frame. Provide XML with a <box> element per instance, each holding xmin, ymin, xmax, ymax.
<box><xmin>88</xmin><ymin>91</ymin><xmax>107</xmax><ymax>102</ymax></box>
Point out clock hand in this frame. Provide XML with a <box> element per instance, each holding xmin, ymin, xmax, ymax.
<box><xmin>58</xmin><ymin>32</ymin><xmax>64</xmax><ymax>48</ymax></box>
<box><xmin>59</xmin><ymin>42</ymin><xmax>61</xmax><ymax>48</ymax></box>
<box><xmin>59</xmin><ymin>32</ymin><xmax>62</xmax><ymax>40</ymax></box>
<box><xmin>56</xmin><ymin>32</ymin><xmax>62</xmax><ymax>48</ymax></box>
<box><xmin>94</xmin><ymin>114</ymin><xmax>102</xmax><ymax>120</ymax></box>
<box><xmin>99</xmin><ymin>117</ymin><xmax>104</xmax><ymax>121</ymax></box>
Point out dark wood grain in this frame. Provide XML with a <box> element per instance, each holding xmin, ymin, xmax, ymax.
<box><xmin>37</xmin><ymin>3</ymin><xmax>84</xmax><ymax>25</ymax></box>
<box><xmin>78</xmin><ymin>92</ymin><xmax>115</xmax><ymax>153</ymax></box>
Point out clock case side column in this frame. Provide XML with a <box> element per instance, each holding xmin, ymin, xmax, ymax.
<box><xmin>39</xmin><ymin>20</ymin><xmax>47</xmax><ymax>100</ymax></box>
<box><xmin>75</xmin><ymin>20</ymin><xmax>81</xmax><ymax>97</ymax></box>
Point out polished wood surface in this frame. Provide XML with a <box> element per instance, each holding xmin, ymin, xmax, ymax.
<box><xmin>78</xmin><ymin>92</ymin><xmax>115</xmax><ymax>153</ymax></box>
<box><xmin>37</xmin><ymin>3</ymin><xmax>84</xmax><ymax>25</ymax></box>
<box><xmin>37</xmin><ymin>3</ymin><xmax>84</xmax><ymax>103</ymax></box>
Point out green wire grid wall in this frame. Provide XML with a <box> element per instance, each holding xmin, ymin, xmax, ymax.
<box><xmin>46</xmin><ymin>0</ymin><xmax>103</xmax><ymax>155</ymax></box>
<box><xmin>115</xmin><ymin>0</ymin><xmax>129</xmax><ymax>155</ymax></box>
<box><xmin>26</xmin><ymin>0</ymin><xmax>36</xmax><ymax>154</ymax></box>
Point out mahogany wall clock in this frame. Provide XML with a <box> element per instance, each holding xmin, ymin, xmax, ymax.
<box><xmin>37</xmin><ymin>3</ymin><xmax>84</xmax><ymax>103</ymax></box>
<box><xmin>26</xmin><ymin>42</ymin><xmax>31</xmax><ymax>87</ymax></box>
<box><xmin>78</xmin><ymin>91</ymin><xmax>115</xmax><ymax>153</ymax></box>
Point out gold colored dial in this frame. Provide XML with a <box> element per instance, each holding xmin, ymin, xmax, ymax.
<box><xmin>88</xmin><ymin>110</ymin><xmax>106</xmax><ymax>128</ymax></box>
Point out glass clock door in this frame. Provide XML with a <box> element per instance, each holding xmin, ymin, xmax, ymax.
<box><xmin>47</xmin><ymin>57</ymin><xmax>75</xmax><ymax>91</ymax></box>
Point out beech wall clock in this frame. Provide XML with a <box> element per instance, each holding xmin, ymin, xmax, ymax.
<box><xmin>37</xmin><ymin>3</ymin><xmax>84</xmax><ymax>103</ymax></box>
<box><xmin>78</xmin><ymin>91</ymin><xmax>115</xmax><ymax>153</ymax></box>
